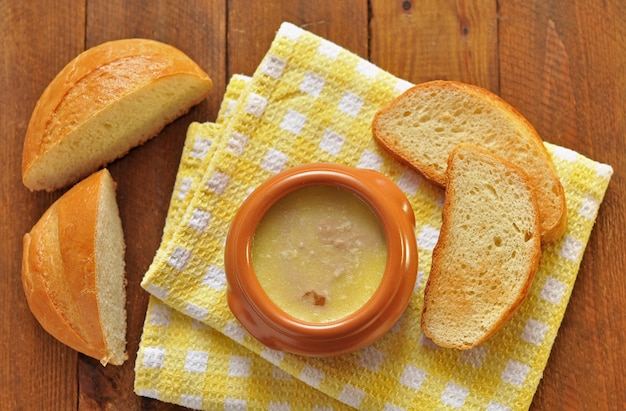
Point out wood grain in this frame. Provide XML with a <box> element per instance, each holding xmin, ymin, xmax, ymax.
<box><xmin>228</xmin><ymin>0</ymin><xmax>369</xmax><ymax>76</ymax></box>
<box><xmin>1</xmin><ymin>0</ymin><xmax>624</xmax><ymax>409</ymax></box>
<box><xmin>370</xmin><ymin>0</ymin><xmax>499</xmax><ymax>91</ymax></box>
<box><xmin>0</xmin><ymin>1</ymin><xmax>85</xmax><ymax>409</ymax></box>
<box><xmin>498</xmin><ymin>1</ymin><xmax>626</xmax><ymax>410</ymax></box>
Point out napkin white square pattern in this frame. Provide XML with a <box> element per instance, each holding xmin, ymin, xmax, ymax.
<box><xmin>135</xmin><ymin>23</ymin><xmax>613</xmax><ymax>410</ymax></box>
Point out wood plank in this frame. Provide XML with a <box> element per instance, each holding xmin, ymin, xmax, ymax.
<box><xmin>80</xmin><ymin>1</ymin><xmax>226</xmax><ymax>409</ymax></box>
<box><xmin>0</xmin><ymin>1</ymin><xmax>86</xmax><ymax>409</ymax></box>
<box><xmin>370</xmin><ymin>0</ymin><xmax>499</xmax><ymax>91</ymax></box>
<box><xmin>2</xmin><ymin>1</ymin><xmax>623</xmax><ymax>409</ymax></box>
<box><xmin>499</xmin><ymin>1</ymin><xmax>626</xmax><ymax>410</ymax></box>
<box><xmin>228</xmin><ymin>0</ymin><xmax>369</xmax><ymax>77</ymax></box>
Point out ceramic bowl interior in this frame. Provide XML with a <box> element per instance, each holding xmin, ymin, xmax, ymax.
<box><xmin>224</xmin><ymin>163</ymin><xmax>418</xmax><ymax>356</ymax></box>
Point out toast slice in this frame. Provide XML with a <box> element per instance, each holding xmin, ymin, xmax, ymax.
<box><xmin>421</xmin><ymin>145</ymin><xmax>541</xmax><ymax>349</ymax></box>
<box><xmin>372</xmin><ymin>80</ymin><xmax>566</xmax><ymax>243</ymax></box>
<box><xmin>22</xmin><ymin>38</ymin><xmax>212</xmax><ymax>192</ymax></box>
<box><xmin>22</xmin><ymin>169</ymin><xmax>127</xmax><ymax>365</ymax></box>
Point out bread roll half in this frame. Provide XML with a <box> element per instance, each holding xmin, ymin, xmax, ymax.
<box><xmin>22</xmin><ymin>38</ymin><xmax>212</xmax><ymax>191</ymax></box>
<box><xmin>22</xmin><ymin>169</ymin><xmax>127</xmax><ymax>365</ymax></box>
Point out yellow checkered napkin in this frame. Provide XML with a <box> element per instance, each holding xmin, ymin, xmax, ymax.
<box><xmin>136</xmin><ymin>77</ymin><xmax>350</xmax><ymax>409</ymax></box>
<box><xmin>135</xmin><ymin>23</ymin><xmax>613</xmax><ymax>410</ymax></box>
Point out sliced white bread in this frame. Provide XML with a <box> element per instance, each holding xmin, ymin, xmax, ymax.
<box><xmin>421</xmin><ymin>145</ymin><xmax>541</xmax><ymax>349</ymax></box>
<box><xmin>372</xmin><ymin>80</ymin><xmax>566</xmax><ymax>243</ymax></box>
<box><xmin>22</xmin><ymin>169</ymin><xmax>127</xmax><ymax>365</ymax></box>
<box><xmin>22</xmin><ymin>38</ymin><xmax>212</xmax><ymax>192</ymax></box>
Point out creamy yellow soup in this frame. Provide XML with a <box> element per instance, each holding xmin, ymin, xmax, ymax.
<box><xmin>251</xmin><ymin>185</ymin><xmax>387</xmax><ymax>323</ymax></box>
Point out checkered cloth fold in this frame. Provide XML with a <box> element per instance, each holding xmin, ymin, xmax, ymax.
<box><xmin>134</xmin><ymin>23</ymin><xmax>613</xmax><ymax>410</ymax></box>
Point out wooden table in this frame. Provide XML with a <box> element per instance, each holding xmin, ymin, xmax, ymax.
<box><xmin>1</xmin><ymin>1</ymin><xmax>624</xmax><ymax>409</ymax></box>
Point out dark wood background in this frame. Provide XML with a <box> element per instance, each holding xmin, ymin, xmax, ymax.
<box><xmin>1</xmin><ymin>1</ymin><xmax>624</xmax><ymax>409</ymax></box>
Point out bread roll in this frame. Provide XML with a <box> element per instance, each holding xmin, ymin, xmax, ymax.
<box><xmin>22</xmin><ymin>38</ymin><xmax>212</xmax><ymax>191</ymax></box>
<box><xmin>372</xmin><ymin>80</ymin><xmax>566</xmax><ymax>243</ymax></box>
<box><xmin>22</xmin><ymin>169</ymin><xmax>127</xmax><ymax>365</ymax></box>
<box><xmin>421</xmin><ymin>145</ymin><xmax>541</xmax><ymax>349</ymax></box>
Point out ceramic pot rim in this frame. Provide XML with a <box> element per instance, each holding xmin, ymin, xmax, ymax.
<box><xmin>224</xmin><ymin>163</ymin><xmax>418</xmax><ymax>356</ymax></box>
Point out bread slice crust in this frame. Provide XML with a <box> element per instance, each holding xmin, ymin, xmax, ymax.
<box><xmin>22</xmin><ymin>169</ymin><xmax>127</xmax><ymax>365</ymax></box>
<box><xmin>372</xmin><ymin>80</ymin><xmax>566</xmax><ymax>243</ymax></box>
<box><xmin>421</xmin><ymin>145</ymin><xmax>541</xmax><ymax>349</ymax></box>
<box><xmin>22</xmin><ymin>38</ymin><xmax>212</xmax><ymax>192</ymax></box>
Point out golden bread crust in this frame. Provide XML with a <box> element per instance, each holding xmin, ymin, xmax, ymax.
<box><xmin>421</xmin><ymin>145</ymin><xmax>542</xmax><ymax>349</ymax></box>
<box><xmin>22</xmin><ymin>38</ymin><xmax>212</xmax><ymax>191</ymax></box>
<box><xmin>21</xmin><ymin>169</ymin><xmax>126</xmax><ymax>365</ymax></box>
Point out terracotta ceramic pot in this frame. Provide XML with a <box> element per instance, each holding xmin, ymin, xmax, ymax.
<box><xmin>224</xmin><ymin>163</ymin><xmax>418</xmax><ymax>356</ymax></box>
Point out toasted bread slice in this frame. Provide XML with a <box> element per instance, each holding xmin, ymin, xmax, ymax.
<box><xmin>421</xmin><ymin>145</ymin><xmax>541</xmax><ymax>349</ymax></box>
<box><xmin>372</xmin><ymin>80</ymin><xmax>566</xmax><ymax>243</ymax></box>
<box><xmin>22</xmin><ymin>38</ymin><xmax>212</xmax><ymax>192</ymax></box>
<box><xmin>22</xmin><ymin>169</ymin><xmax>127</xmax><ymax>365</ymax></box>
